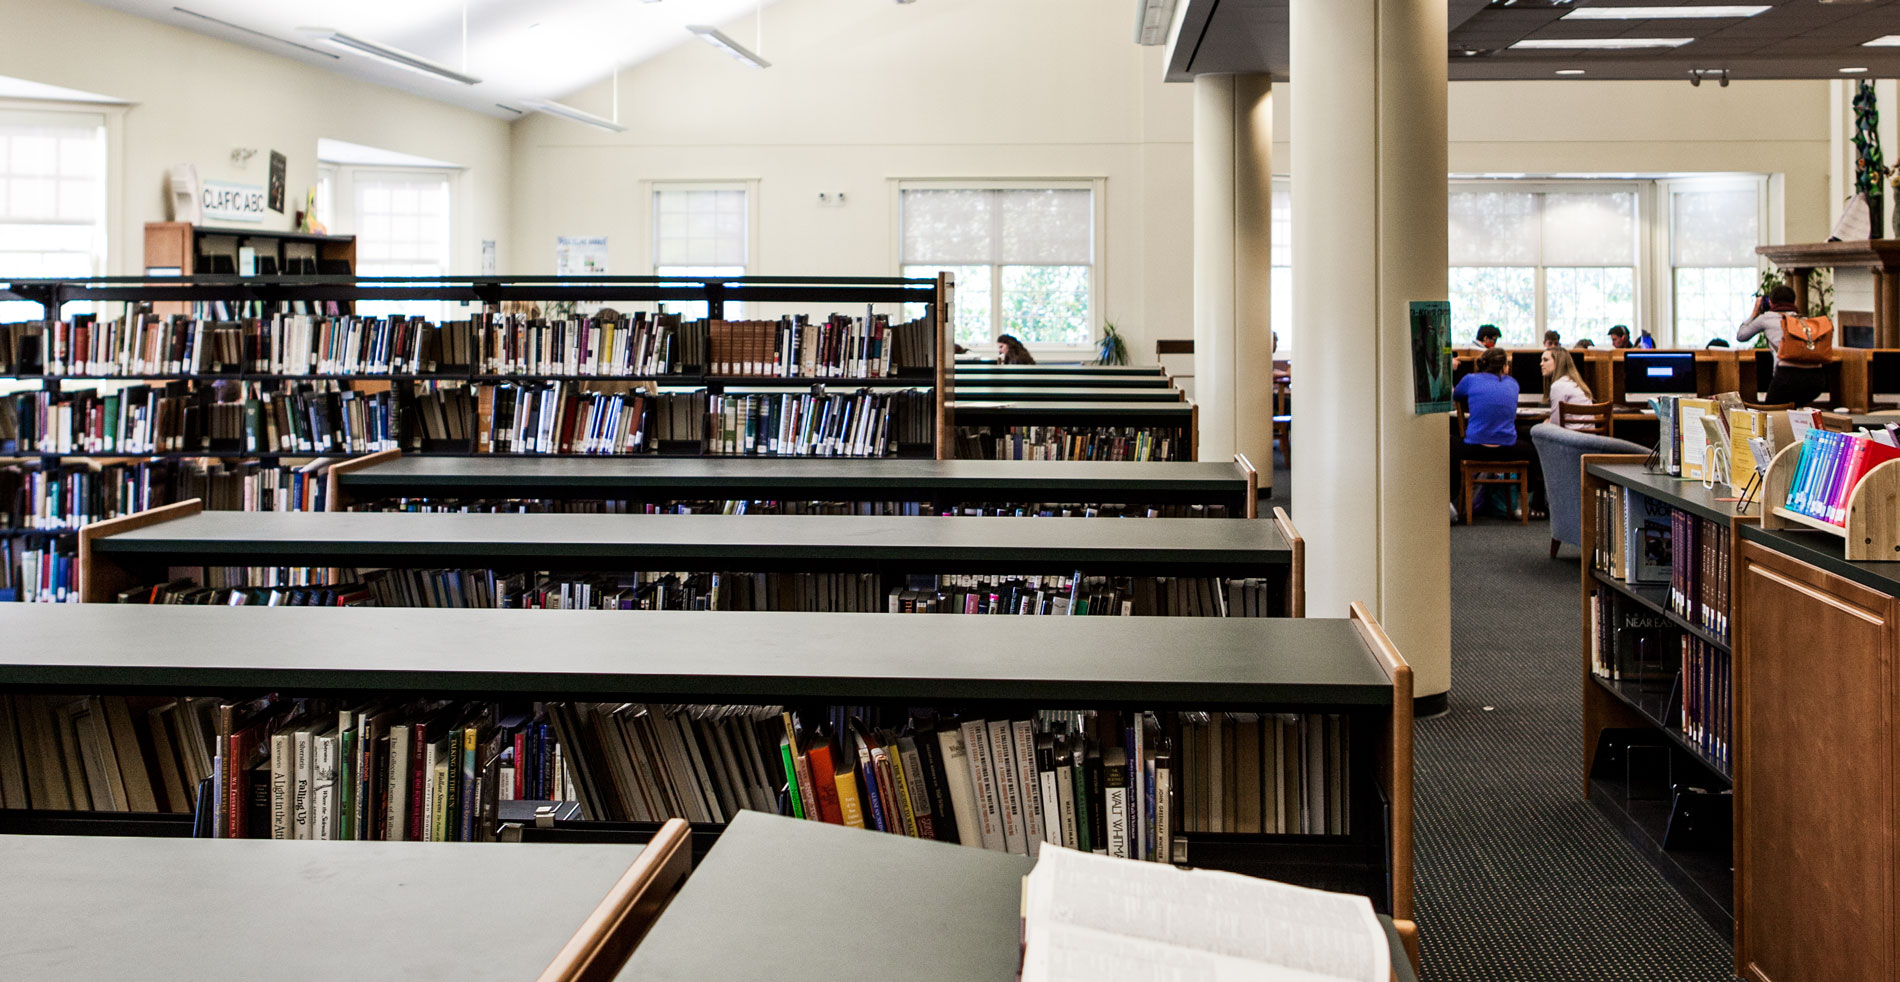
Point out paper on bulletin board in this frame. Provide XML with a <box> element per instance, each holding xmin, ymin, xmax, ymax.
<box><xmin>1409</xmin><ymin>300</ymin><xmax>1454</xmax><ymax>415</ymax></box>
<box><xmin>556</xmin><ymin>236</ymin><xmax>608</xmax><ymax>276</ymax></box>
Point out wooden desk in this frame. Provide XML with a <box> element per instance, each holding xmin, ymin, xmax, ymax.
<box><xmin>618</xmin><ymin>810</ymin><xmax>1420</xmax><ymax>982</ymax></box>
<box><xmin>0</xmin><ymin>835</ymin><xmax>660</xmax><ymax>981</ymax></box>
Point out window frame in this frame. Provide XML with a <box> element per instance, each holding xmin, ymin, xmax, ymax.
<box><xmin>643</xmin><ymin>180</ymin><xmax>759</xmax><ymax>320</ymax></box>
<box><xmin>327</xmin><ymin>164</ymin><xmax>461</xmax><ymax>320</ymax></box>
<box><xmin>892</xmin><ymin>178</ymin><xmax>1105</xmax><ymax>356</ymax></box>
<box><xmin>0</xmin><ymin>104</ymin><xmax>116</xmax><ymax>323</ymax></box>
<box><xmin>1446</xmin><ymin>178</ymin><xmax>1649</xmax><ymax>347</ymax></box>
<box><xmin>1659</xmin><ymin>174</ymin><xmax>1769</xmax><ymax>347</ymax></box>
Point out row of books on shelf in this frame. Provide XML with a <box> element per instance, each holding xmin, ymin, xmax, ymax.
<box><xmin>1652</xmin><ymin>394</ymin><xmax>1789</xmax><ymax>491</ymax></box>
<box><xmin>957</xmin><ymin>426</ymin><xmax>1191</xmax><ymax>463</ymax></box>
<box><xmin>1</xmin><ymin>539</ymin><xmax>70</xmax><ymax>603</ymax></box>
<box><xmin>1780</xmin><ymin>426</ymin><xmax>1900</xmax><ymax>525</ymax></box>
<box><xmin>1591</xmin><ymin>483</ymin><xmax>1729</xmax><ymax>643</ymax></box>
<box><xmin>15</xmin><ymin>311</ymin><xmax>936</xmax><ymax>379</ymax></box>
<box><xmin>0</xmin><ymin>458</ymin><xmax>329</xmax><ymax>532</ymax></box>
<box><xmin>363</xmin><ymin>499</ymin><xmax>1234</xmax><ymax>519</ymax></box>
<box><xmin>119</xmin><ymin>570</ymin><xmax>1282</xmax><ymax>618</ymax></box>
<box><xmin>0</xmin><ymin>694</ymin><xmax>1351</xmax><ymax>852</ymax></box>
<box><xmin>1587</xmin><ymin>589</ymin><xmax>1730</xmax><ymax>774</ymax></box>
<box><xmin>1</xmin><ymin>381</ymin><xmax>931</xmax><ymax>459</ymax></box>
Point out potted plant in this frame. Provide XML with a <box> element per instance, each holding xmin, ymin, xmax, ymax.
<box><xmin>1096</xmin><ymin>322</ymin><xmax>1129</xmax><ymax>366</ymax></box>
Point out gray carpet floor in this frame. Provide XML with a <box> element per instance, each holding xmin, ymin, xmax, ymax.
<box><xmin>1270</xmin><ymin>462</ymin><xmax>1736</xmax><ymax>981</ymax></box>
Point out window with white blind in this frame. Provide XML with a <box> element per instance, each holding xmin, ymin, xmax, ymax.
<box><xmin>652</xmin><ymin>185</ymin><xmax>748</xmax><ymax>320</ymax></box>
<box><xmin>1448</xmin><ymin>187</ymin><xmax>1637</xmax><ymax>347</ymax></box>
<box><xmin>900</xmin><ymin>185</ymin><xmax>1096</xmax><ymax>349</ymax></box>
<box><xmin>0</xmin><ymin>110</ymin><xmax>106</xmax><ymax>322</ymax></box>
<box><xmin>1670</xmin><ymin>183</ymin><xmax>1762</xmax><ymax>348</ymax></box>
<box><xmin>352</xmin><ymin>170</ymin><xmax>453</xmax><ymax>319</ymax></box>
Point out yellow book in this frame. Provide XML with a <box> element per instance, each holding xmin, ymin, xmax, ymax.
<box><xmin>1678</xmin><ymin>398</ymin><xmax>1716</xmax><ymax>481</ymax></box>
<box><xmin>833</xmin><ymin>758</ymin><xmax>867</xmax><ymax>830</ymax></box>
<box><xmin>887</xmin><ymin>744</ymin><xmax>921</xmax><ymax>837</ymax></box>
<box><xmin>1728</xmin><ymin>408</ymin><xmax>1765</xmax><ymax>494</ymax></box>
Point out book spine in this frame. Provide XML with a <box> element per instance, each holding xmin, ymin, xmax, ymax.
<box><xmin>832</xmin><ymin>757</ymin><xmax>866</xmax><ymax>829</ymax></box>
<box><xmin>1010</xmin><ymin>719</ymin><xmax>1043</xmax><ymax>856</ymax></box>
<box><xmin>1103</xmin><ymin>746</ymin><xmax>1129</xmax><ymax>858</ymax></box>
<box><xmin>269</xmin><ymin>732</ymin><xmax>291</xmax><ymax>840</ymax></box>
<box><xmin>293</xmin><ymin>729</ymin><xmax>312</xmax><ymax>840</ymax></box>
<box><xmin>986</xmin><ymin>720</ymin><xmax>1026</xmax><ymax>855</ymax></box>
<box><xmin>961</xmin><ymin>720</ymin><xmax>1005</xmax><ymax>851</ymax></box>
<box><xmin>935</xmin><ymin>725</ymin><xmax>981</xmax><ymax>848</ymax></box>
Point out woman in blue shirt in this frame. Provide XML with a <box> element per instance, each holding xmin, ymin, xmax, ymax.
<box><xmin>1453</xmin><ymin>346</ymin><xmax>1538</xmax><ymax>518</ymax></box>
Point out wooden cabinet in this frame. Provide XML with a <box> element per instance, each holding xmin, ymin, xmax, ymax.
<box><xmin>1734</xmin><ymin>535</ymin><xmax>1900</xmax><ymax>982</ymax></box>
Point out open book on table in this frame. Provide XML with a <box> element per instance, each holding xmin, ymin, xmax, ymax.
<box><xmin>1021</xmin><ymin>844</ymin><xmax>1390</xmax><ymax>982</ymax></box>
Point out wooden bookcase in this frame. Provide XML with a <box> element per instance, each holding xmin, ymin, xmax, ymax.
<box><xmin>74</xmin><ymin>506</ymin><xmax>1302</xmax><ymax>615</ymax></box>
<box><xmin>1732</xmin><ymin>522</ymin><xmax>1900</xmax><ymax>982</ymax></box>
<box><xmin>1578</xmin><ymin>456</ymin><xmax>1745</xmax><ymax>934</ymax></box>
<box><xmin>0</xmin><ymin>601</ymin><xmax>1414</xmax><ymax>924</ymax></box>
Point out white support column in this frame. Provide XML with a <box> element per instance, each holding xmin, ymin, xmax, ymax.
<box><xmin>1193</xmin><ymin>74</ymin><xmax>1276</xmax><ymax>472</ymax></box>
<box><xmin>1290</xmin><ymin>0</ymin><xmax>1451</xmax><ymax>700</ymax></box>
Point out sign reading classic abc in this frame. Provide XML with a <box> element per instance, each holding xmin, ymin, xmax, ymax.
<box><xmin>201</xmin><ymin>180</ymin><xmax>267</xmax><ymax>224</ymax></box>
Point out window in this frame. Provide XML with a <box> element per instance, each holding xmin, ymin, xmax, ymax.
<box><xmin>315</xmin><ymin>164</ymin><xmax>336</xmax><ymax>234</ymax></box>
<box><xmin>1670</xmin><ymin>183</ymin><xmax>1761</xmax><ymax>348</ymax></box>
<box><xmin>1447</xmin><ymin>188</ymin><xmax>1636</xmax><ymax>347</ymax></box>
<box><xmin>900</xmin><ymin>185</ymin><xmax>1095</xmax><ymax>349</ymax></box>
<box><xmin>0</xmin><ymin>110</ymin><xmax>105</xmax><ymax>322</ymax></box>
<box><xmin>352</xmin><ymin>170</ymin><xmax>452</xmax><ymax>319</ymax></box>
<box><xmin>1271</xmin><ymin>181</ymin><xmax>1291</xmax><ymax>358</ymax></box>
<box><xmin>653</xmin><ymin>186</ymin><xmax>747</xmax><ymax>320</ymax></box>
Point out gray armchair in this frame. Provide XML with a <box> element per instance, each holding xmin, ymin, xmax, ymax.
<box><xmin>1530</xmin><ymin>422</ymin><xmax>1648</xmax><ymax>559</ymax></box>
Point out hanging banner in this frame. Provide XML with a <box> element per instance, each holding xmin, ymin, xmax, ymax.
<box><xmin>202</xmin><ymin>179</ymin><xmax>267</xmax><ymax>224</ymax></box>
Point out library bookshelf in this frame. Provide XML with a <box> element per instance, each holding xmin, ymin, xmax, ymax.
<box><xmin>950</xmin><ymin>401</ymin><xmax>1199</xmax><ymax>462</ymax></box>
<box><xmin>1578</xmin><ymin>456</ymin><xmax>1745</xmax><ymax>935</ymax></box>
<box><xmin>325</xmin><ymin>451</ymin><xmax>1266</xmax><ymax>518</ymax></box>
<box><xmin>0</xmin><ymin>602</ymin><xmax>1415</xmax><ymax>927</ymax></box>
<box><xmin>73</xmin><ymin>505</ymin><xmax>1303</xmax><ymax>615</ymax></box>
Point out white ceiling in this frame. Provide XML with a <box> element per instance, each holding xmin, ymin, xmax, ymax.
<box><xmin>86</xmin><ymin>0</ymin><xmax>791</xmax><ymax>119</ymax></box>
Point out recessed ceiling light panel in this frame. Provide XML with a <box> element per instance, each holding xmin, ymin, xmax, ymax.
<box><xmin>1563</xmin><ymin>5</ymin><xmax>1768</xmax><ymax>19</ymax></box>
<box><xmin>1865</xmin><ymin>36</ymin><xmax>1900</xmax><ymax>47</ymax></box>
<box><xmin>1510</xmin><ymin>37</ymin><xmax>1696</xmax><ymax>49</ymax></box>
<box><xmin>1555</xmin><ymin>69</ymin><xmax>1586</xmax><ymax>75</ymax></box>
<box><xmin>1841</xmin><ymin>67</ymin><xmax>1871</xmax><ymax>73</ymax></box>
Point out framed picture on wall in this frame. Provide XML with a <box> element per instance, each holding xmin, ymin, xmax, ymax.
<box><xmin>268</xmin><ymin>151</ymin><xmax>287</xmax><ymax>214</ymax></box>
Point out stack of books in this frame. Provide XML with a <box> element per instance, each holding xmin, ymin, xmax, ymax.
<box><xmin>1780</xmin><ymin>427</ymin><xmax>1900</xmax><ymax>526</ymax></box>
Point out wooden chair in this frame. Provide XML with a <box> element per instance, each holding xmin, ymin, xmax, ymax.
<box><xmin>1554</xmin><ymin>401</ymin><xmax>1614</xmax><ymax>436</ymax></box>
<box><xmin>1454</xmin><ymin>404</ymin><xmax>1531</xmax><ymax>525</ymax></box>
<box><xmin>1272</xmin><ymin>378</ymin><xmax>1292</xmax><ymax>467</ymax></box>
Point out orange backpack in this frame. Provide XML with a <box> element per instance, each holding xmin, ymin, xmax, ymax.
<box><xmin>1776</xmin><ymin>314</ymin><xmax>1834</xmax><ymax>366</ymax></box>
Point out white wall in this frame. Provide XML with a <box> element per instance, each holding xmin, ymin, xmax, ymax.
<box><xmin>0</xmin><ymin>0</ymin><xmax>512</xmax><ymax>277</ymax></box>
<box><xmin>510</xmin><ymin>0</ymin><xmax>1194</xmax><ymax>359</ymax></box>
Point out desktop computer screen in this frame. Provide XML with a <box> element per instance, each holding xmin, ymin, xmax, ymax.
<box><xmin>1623</xmin><ymin>352</ymin><xmax>1696</xmax><ymax>397</ymax></box>
<box><xmin>1873</xmin><ymin>351</ymin><xmax>1900</xmax><ymax>398</ymax></box>
<box><xmin>1509</xmin><ymin>350</ymin><xmax>1544</xmax><ymax>399</ymax></box>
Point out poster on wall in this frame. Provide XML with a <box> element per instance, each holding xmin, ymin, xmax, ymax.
<box><xmin>1410</xmin><ymin>300</ymin><xmax>1454</xmax><ymax>415</ymax></box>
<box><xmin>267</xmin><ymin>151</ymin><xmax>287</xmax><ymax>213</ymax></box>
<box><xmin>481</xmin><ymin>239</ymin><xmax>497</xmax><ymax>275</ymax></box>
<box><xmin>556</xmin><ymin>236</ymin><xmax>608</xmax><ymax>276</ymax></box>
<box><xmin>202</xmin><ymin>179</ymin><xmax>267</xmax><ymax>224</ymax></box>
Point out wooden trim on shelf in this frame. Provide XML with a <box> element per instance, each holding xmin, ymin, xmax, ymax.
<box><xmin>323</xmin><ymin>448</ymin><xmax>403</xmax><ymax>512</ymax></box>
<box><xmin>534</xmin><ymin>817</ymin><xmax>693</xmax><ymax>982</ymax></box>
<box><xmin>1274</xmin><ymin>506</ymin><xmax>1304</xmax><ymax>618</ymax></box>
<box><xmin>1350</xmin><ymin>601</ymin><xmax>1413</xmax><ymax>925</ymax></box>
<box><xmin>77</xmin><ymin>498</ymin><xmax>203</xmax><ymax>603</ymax></box>
<box><xmin>1234</xmin><ymin>452</ymin><xmax>1259</xmax><ymax>519</ymax></box>
<box><xmin>1761</xmin><ymin>445</ymin><xmax>1900</xmax><ymax>560</ymax></box>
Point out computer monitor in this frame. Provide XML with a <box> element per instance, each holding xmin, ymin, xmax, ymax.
<box><xmin>1509</xmin><ymin>350</ymin><xmax>1544</xmax><ymax>398</ymax></box>
<box><xmin>1872</xmin><ymin>351</ymin><xmax>1900</xmax><ymax>399</ymax></box>
<box><xmin>1623</xmin><ymin>352</ymin><xmax>1697</xmax><ymax>398</ymax></box>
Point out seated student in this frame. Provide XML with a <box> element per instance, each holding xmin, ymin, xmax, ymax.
<box><xmin>1574</xmin><ymin>338</ymin><xmax>1595</xmax><ymax>350</ymax></box>
<box><xmin>997</xmin><ymin>333</ymin><xmax>1036</xmax><ymax>365</ymax></box>
<box><xmin>1607</xmin><ymin>325</ymin><xmax>1633</xmax><ymax>349</ymax></box>
<box><xmin>1454</xmin><ymin>324</ymin><xmax>1501</xmax><ymax>371</ymax></box>
<box><xmin>1706</xmin><ymin>338</ymin><xmax>1731</xmax><ymax>348</ymax></box>
<box><xmin>1543</xmin><ymin>330</ymin><xmax>1561</xmax><ymax>350</ymax></box>
<box><xmin>1453</xmin><ymin>347</ymin><xmax>1538</xmax><ymax>516</ymax></box>
<box><xmin>1635</xmin><ymin>328</ymin><xmax>1657</xmax><ymax>349</ymax></box>
<box><xmin>1541</xmin><ymin>347</ymin><xmax>1596</xmax><ymax>429</ymax></box>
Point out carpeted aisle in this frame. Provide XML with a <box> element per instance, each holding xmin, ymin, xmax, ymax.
<box><xmin>1271</xmin><ymin>464</ymin><xmax>1735</xmax><ymax>980</ymax></box>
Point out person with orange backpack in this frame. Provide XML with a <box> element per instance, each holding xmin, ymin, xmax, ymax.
<box><xmin>1738</xmin><ymin>284</ymin><xmax>1834</xmax><ymax>406</ymax></box>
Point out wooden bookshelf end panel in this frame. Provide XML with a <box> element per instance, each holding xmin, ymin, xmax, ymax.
<box><xmin>1734</xmin><ymin>540</ymin><xmax>1898</xmax><ymax>982</ymax></box>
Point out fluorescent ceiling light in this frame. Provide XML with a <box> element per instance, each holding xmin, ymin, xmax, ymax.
<box><xmin>1555</xmin><ymin>69</ymin><xmax>1587</xmax><ymax>75</ymax></box>
<box><xmin>1510</xmin><ymin>37</ymin><xmax>1695</xmax><ymax>50</ymax></box>
<box><xmin>686</xmin><ymin>25</ymin><xmax>771</xmax><ymax>68</ymax></box>
<box><xmin>1865</xmin><ymin>36</ymin><xmax>1900</xmax><ymax>46</ymax></box>
<box><xmin>1133</xmin><ymin>0</ymin><xmax>1180</xmax><ymax>45</ymax></box>
<box><xmin>299</xmin><ymin>28</ymin><xmax>482</xmax><ymax>85</ymax></box>
<box><xmin>175</xmin><ymin>8</ymin><xmax>338</xmax><ymax>58</ymax></box>
<box><xmin>1563</xmin><ymin>5</ymin><xmax>1768</xmax><ymax>19</ymax></box>
<box><xmin>521</xmin><ymin>99</ymin><xmax>627</xmax><ymax>132</ymax></box>
<box><xmin>1841</xmin><ymin>66</ymin><xmax>1870</xmax><ymax>73</ymax></box>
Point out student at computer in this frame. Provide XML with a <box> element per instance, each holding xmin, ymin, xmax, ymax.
<box><xmin>1607</xmin><ymin>325</ymin><xmax>1632</xmax><ymax>349</ymax></box>
<box><xmin>1475</xmin><ymin>324</ymin><xmax>1501</xmax><ymax>349</ymax></box>
<box><xmin>1738</xmin><ymin>285</ymin><xmax>1824</xmax><ymax>406</ymax></box>
<box><xmin>1542</xmin><ymin>347</ymin><xmax>1595</xmax><ymax>429</ymax></box>
<box><xmin>1543</xmin><ymin>330</ymin><xmax>1561</xmax><ymax>349</ymax></box>
<box><xmin>1453</xmin><ymin>346</ymin><xmax>1539</xmax><ymax>515</ymax></box>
